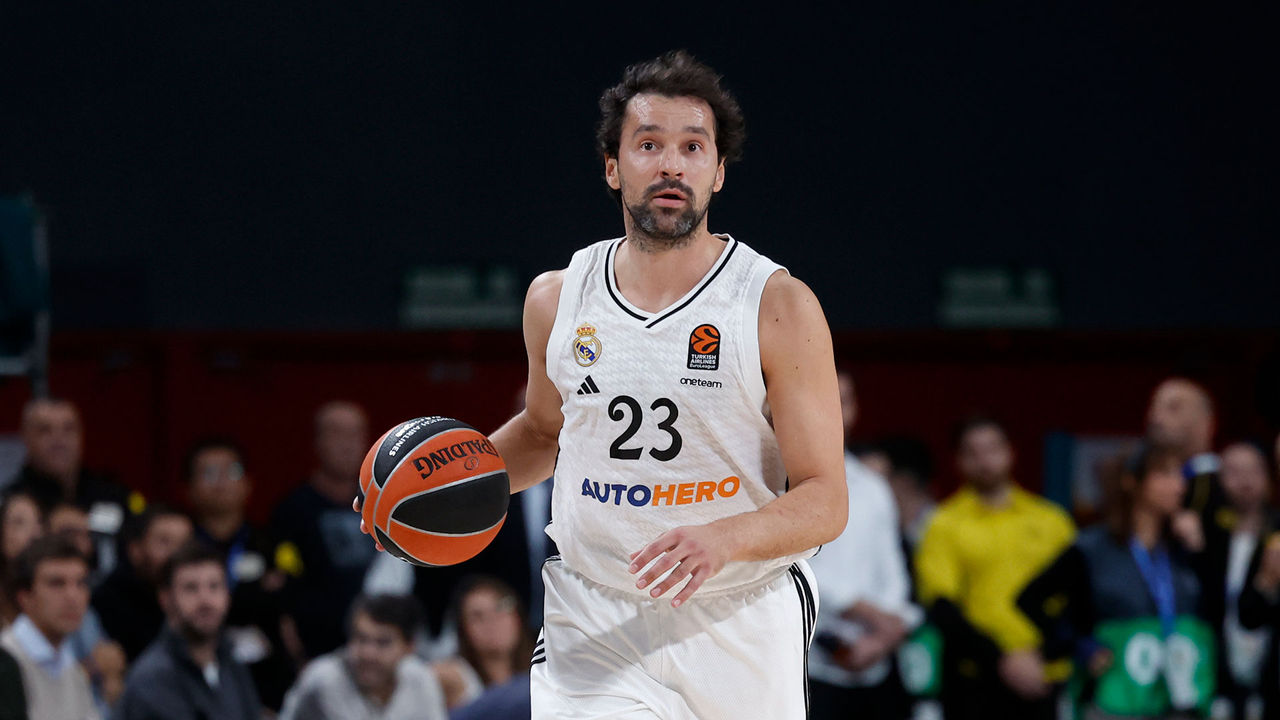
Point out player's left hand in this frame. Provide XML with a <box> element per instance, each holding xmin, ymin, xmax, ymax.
<box><xmin>352</xmin><ymin>496</ymin><xmax>386</xmax><ymax>552</ymax></box>
<box><xmin>629</xmin><ymin>524</ymin><xmax>734</xmax><ymax>608</ymax></box>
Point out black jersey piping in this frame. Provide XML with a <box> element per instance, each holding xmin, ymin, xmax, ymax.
<box><xmin>603</xmin><ymin>240</ymin><xmax>649</xmax><ymax>321</ymax></box>
<box><xmin>645</xmin><ymin>238</ymin><xmax>738</xmax><ymax>328</ymax></box>
<box><xmin>603</xmin><ymin>237</ymin><xmax>739</xmax><ymax>328</ymax></box>
<box><xmin>788</xmin><ymin>564</ymin><xmax>815</xmax><ymax>716</ymax></box>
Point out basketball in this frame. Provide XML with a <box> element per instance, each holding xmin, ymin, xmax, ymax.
<box><xmin>359</xmin><ymin>416</ymin><xmax>510</xmax><ymax>567</ymax></box>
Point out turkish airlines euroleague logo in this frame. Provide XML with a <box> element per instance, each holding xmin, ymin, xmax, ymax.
<box><xmin>687</xmin><ymin>324</ymin><xmax>720</xmax><ymax>371</ymax></box>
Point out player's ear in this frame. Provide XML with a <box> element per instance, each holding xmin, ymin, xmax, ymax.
<box><xmin>605</xmin><ymin>156</ymin><xmax>621</xmax><ymax>191</ymax></box>
<box><xmin>713</xmin><ymin>160</ymin><xmax>725</xmax><ymax>193</ymax></box>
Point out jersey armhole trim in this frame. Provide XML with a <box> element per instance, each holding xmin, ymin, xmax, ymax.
<box><xmin>544</xmin><ymin>247</ymin><xmax>594</xmax><ymax>392</ymax></box>
<box><xmin>740</xmin><ymin>264</ymin><xmax>787</xmax><ymax>409</ymax></box>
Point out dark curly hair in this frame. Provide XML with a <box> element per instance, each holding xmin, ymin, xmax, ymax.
<box><xmin>596</xmin><ymin>50</ymin><xmax>745</xmax><ymax>204</ymax></box>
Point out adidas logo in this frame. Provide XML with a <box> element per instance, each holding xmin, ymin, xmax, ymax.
<box><xmin>576</xmin><ymin>375</ymin><xmax>600</xmax><ymax>395</ymax></box>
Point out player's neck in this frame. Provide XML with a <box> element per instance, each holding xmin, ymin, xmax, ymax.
<box><xmin>614</xmin><ymin>229</ymin><xmax>725</xmax><ymax>313</ymax></box>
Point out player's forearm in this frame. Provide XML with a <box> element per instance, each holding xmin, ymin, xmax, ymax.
<box><xmin>489</xmin><ymin>410</ymin><xmax>560</xmax><ymax>493</ymax></box>
<box><xmin>709</xmin><ymin>473</ymin><xmax>847</xmax><ymax>563</ymax></box>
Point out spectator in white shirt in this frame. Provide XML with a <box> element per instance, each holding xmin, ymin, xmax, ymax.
<box><xmin>0</xmin><ymin>536</ymin><xmax>99</xmax><ymax>720</ymax></box>
<box><xmin>808</xmin><ymin>371</ymin><xmax>922</xmax><ymax>720</ymax></box>
<box><xmin>279</xmin><ymin>593</ymin><xmax>447</xmax><ymax>720</ymax></box>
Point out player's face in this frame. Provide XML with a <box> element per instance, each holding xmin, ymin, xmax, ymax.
<box><xmin>605</xmin><ymin>94</ymin><xmax>725</xmax><ymax>246</ymax></box>
<box><xmin>348</xmin><ymin>611</ymin><xmax>412</xmax><ymax>694</ymax></box>
<box><xmin>164</xmin><ymin>561</ymin><xmax>229</xmax><ymax>644</ymax></box>
<box><xmin>957</xmin><ymin>426</ymin><xmax>1014</xmax><ymax>491</ymax></box>
<box><xmin>19</xmin><ymin>558</ymin><xmax>90</xmax><ymax>643</ymax></box>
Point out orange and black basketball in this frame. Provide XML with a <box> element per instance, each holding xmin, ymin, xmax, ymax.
<box><xmin>359</xmin><ymin>416</ymin><xmax>509</xmax><ymax>567</ymax></box>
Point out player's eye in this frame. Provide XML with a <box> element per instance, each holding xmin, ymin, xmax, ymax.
<box><xmin>640</xmin><ymin>141</ymin><xmax>656</xmax><ymax>151</ymax></box>
<box><xmin>687</xmin><ymin>142</ymin><xmax>702</xmax><ymax>152</ymax></box>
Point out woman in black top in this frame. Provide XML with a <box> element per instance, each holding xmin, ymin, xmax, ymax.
<box><xmin>1020</xmin><ymin>443</ymin><xmax>1207</xmax><ymax>719</ymax></box>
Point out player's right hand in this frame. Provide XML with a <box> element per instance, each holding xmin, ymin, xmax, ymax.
<box><xmin>629</xmin><ymin>523</ymin><xmax>734</xmax><ymax>608</ymax></box>
<box><xmin>352</xmin><ymin>496</ymin><xmax>385</xmax><ymax>552</ymax></box>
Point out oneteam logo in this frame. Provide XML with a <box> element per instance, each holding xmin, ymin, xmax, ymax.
<box><xmin>579</xmin><ymin>476</ymin><xmax>741</xmax><ymax>507</ymax></box>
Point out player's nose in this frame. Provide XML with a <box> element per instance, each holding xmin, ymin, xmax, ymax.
<box><xmin>658</xmin><ymin>145</ymin><xmax>684</xmax><ymax>178</ymax></box>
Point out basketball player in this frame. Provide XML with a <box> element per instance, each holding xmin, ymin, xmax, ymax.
<box><xmin>360</xmin><ymin>50</ymin><xmax>847</xmax><ymax>719</ymax></box>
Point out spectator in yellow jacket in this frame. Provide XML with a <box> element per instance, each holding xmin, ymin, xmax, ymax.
<box><xmin>915</xmin><ymin>415</ymin><xmax>1075</xmax><ymax>720</ymax></box>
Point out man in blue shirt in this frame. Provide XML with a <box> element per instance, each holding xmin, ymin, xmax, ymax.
<box><xmin>0</xmin><ymin>536</ymin><xmax>98</xmax><ymax>719</ymax></box>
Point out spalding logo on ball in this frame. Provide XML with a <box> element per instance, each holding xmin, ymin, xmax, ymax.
<box><xmin>360</xmin><ymin>416</ymin><xmax>509</xmax><ymax>566</ymax></box>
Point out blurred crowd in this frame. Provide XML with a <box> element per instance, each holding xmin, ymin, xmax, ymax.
<box><xmin>0</xmin><ymin>400</ymin><xmax>538</xmax><ymax>720</ymax></box>
<box><xmin>813</xmin><ymin>374</ymin><xmax>1280</xmax><ymax>720</ymax></box>
<box><xmin>0</xmin><ymin>374</ymin><xmax>1277</xmax><ymax>720</ymax></box>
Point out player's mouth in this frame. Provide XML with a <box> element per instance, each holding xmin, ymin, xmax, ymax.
<box><xmin>650</xmin><ymin>189</ymin><xmax>688</xmax><ymax>208</ymax></box>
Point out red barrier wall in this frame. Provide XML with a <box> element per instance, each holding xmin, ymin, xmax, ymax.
<box><xmin>1</xmin><ymin>330</ymin><xmax>1275</xmax><ymax>524</ymax></box>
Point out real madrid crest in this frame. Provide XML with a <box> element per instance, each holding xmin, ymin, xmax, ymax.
<box><xmin>573</xmin><ymin>323</ymin><xmax>601</xmax><ymax>367</ymax></box>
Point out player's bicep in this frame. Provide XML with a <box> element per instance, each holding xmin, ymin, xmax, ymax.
<box><xmin>759</xmin><ymin>274</ymin><xmax>844</xmax><ymax>492</ymax></box>
<box><xmin>520</xmin><ymin>270</ymin><xmax>565</xmax><ymax>440</ymax></box>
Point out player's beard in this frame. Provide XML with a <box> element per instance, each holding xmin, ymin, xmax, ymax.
<box><xmin>623</xmin><ymin>178</ymin><xmax>713</xmax><ymax>253</ymax></box>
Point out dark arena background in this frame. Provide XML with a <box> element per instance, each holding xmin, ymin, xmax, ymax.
<box><xmin>0</xmin><ymin>3</ymin><xmax>1277</xmax><ymax>720</ymax></box>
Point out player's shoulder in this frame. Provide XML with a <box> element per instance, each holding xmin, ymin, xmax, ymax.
<box><xmin>526</xmin><ymin>269</ymin><xmax>565</xmax><ymax>307</ymax></box>
<box><xmin>525</xmin><ymin>237</ymin><xmax>619</xmax><ymax>319</ymax></box>
<box><xmin>757</xmin><ymin>272</ymin><xmax>830</xmax><ymax>360</ymax></box>
<box><xmin>522</xmin><ymin>269</ymin><xmax>566</xmax><ymax>329</ymax></box>
<box><xmin>759</xmin><ymin>270</ymin><xmax>819</xmax><ymax>316</ymax></box>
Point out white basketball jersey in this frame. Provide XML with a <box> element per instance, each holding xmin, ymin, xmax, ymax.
<box><xmin>544</xmin><ymin>234</ymin><xmax>812</xmax><ymax>596</ymax></box>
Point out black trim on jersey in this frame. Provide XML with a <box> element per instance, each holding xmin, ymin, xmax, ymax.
<box><xmin>603</xmin><ymin>237</ymin><xmax>739</xmax><ymax>328</ymax></box>
<box><xmin>532</xmin><ymin>630</ymin><xmax>547</xmax><ymax>666</ymax></box>
<box><xmin>645</xmin><ymin>238</ymin><xmax>738</xmax><ymax>329</ymax></box>
<box><xmin>788</xmin><ymin>564</ymin><xmax>815</xmax><ymax>717</ymax></box>
<box><xmin>604</xmin><ymin>241</ymin><xmax>649</xmax><ymax>321</ymax></box>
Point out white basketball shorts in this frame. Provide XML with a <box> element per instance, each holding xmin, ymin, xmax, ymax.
<box><xmin>530</xmin><ymin>557</ymin><xmax>818</xmax><ymax>720</ymax></box>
